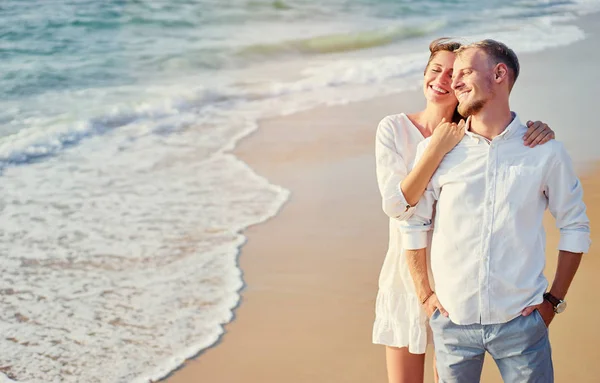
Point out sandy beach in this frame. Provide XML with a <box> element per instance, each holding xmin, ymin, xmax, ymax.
<box><xmin>166</xmin><ymin>13</ymin><xmax>600</xmax><ymax>383</ymax></box>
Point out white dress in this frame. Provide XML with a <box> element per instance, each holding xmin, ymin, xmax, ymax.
<box><xmin>372</xmin><ymin>113</ymin><xmax>434</xmax><ymax>355</ymax></box>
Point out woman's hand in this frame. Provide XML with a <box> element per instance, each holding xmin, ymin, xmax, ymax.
<box><xmin>429</xmin><ymin>117</ymin><xmax>467</xmax><ymax>155</ymax></box>
<box><xmin>524</xmin><ymin>120</ymin><xmax>555</xmax><ymax>147</ymax></box>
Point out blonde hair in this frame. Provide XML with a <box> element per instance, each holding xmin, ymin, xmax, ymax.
<box><xmin>456</xmin><ymin>39</ymin><xmax>520</xmax><ymax>90</ymax></box>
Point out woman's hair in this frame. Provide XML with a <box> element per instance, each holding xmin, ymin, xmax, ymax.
<box><xmin>424</xmin><ymin>38</ymin><xmax>464</xmax><ymax>123</ymax></box>
<box><xmin>424</xmin><ymin>37</ymin><xmax>462</xmax><ymax>74</ymax></box>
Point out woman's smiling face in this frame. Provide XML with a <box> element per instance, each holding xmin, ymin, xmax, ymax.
<box><xmin>423</xmin><ymin>50</ymin><xmax>458</xmax><ymax>108</ymax></box>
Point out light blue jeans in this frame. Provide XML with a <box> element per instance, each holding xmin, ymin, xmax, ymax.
<box><xmin>430</xmin><ymin>310</ymin><xmax>553</xmax><ymax>382</ymax></box>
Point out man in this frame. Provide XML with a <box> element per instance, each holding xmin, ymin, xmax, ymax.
<box><xmin>400</xmin><ymin>39</ymin><xmax>590</xmax><ymax>382</ymax></box>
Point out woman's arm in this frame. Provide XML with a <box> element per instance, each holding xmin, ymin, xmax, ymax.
<box><xmin>375</xmin><ymin>118</ymin><xmax>415</xmax><ymax>220</ymax></box>
<box><xmin>400</xmin><ymin>118</ymin><xmax>465</xmax><ymax>206</ymax></box>
<box><xmin>399</xmin><ymin>119</ymin><xmax>554</xmax><ymax>208</ymax></box>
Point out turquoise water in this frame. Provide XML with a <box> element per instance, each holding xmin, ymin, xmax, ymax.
<box><xmin>1</xmin><ymin>0</ymin><xmax>596</xmax><ymax>157</ymax></box>
<box><xmin>1</xmin><ymin>0</ymin><xmax>592</xmax><ymax>103</ymax></box>
<box><xmin>1</xmin><ymin>1</ymin><xmax>599</xmax><ymax>382</ymax></box>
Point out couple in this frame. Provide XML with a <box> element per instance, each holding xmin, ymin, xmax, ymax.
<box><xmin>373</xmin><ymin>38</ymin><xmax>591</xmax><ymax>382</ymax></box>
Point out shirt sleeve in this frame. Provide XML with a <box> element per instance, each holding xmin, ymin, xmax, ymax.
<box><xmin>398</xmin><ymin>139</ymin><xmax>438</xmax><ymax>250</ymax></box>
<box><xmin>375</xmin><ymin>117</ymin><xmax>416</xmax><ymax>221</ymax></box>
<box><xmin>545</xmin><ymin>142</ymin><xmax>591</xmax><ymax>253</ymax></box>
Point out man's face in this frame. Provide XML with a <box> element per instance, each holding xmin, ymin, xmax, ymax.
<box><xmin>451</xmin><ymin>48</ymin><xmax>495</xmax><ymax>117</ymax></box>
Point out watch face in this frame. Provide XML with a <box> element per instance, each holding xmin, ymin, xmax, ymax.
<box><xmin>556</xmin><ymin>301</ymin><xmax>567</xmax><ymax>314</ymax></box>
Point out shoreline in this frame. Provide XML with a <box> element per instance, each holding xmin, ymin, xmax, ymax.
<box><xmin>164</xmin><ymin>11</ymin><xmax>600</xmax><ymax>383</ymax></box>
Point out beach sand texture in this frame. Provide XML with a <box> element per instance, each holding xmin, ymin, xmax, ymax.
<box><xmin>166</xmin><ymin>13</ymin><xmax>600</xmax><ymax>383</ymax></box>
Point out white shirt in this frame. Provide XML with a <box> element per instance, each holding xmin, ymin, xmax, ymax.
<box><xmin>400</xmin><ymin>114</ymin><xmax>591</xmax><ymax>325</ymax></box>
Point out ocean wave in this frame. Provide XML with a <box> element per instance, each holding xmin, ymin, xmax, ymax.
<box><xmin>0</xmin><ymin>86</ymin><xmax>239</xmax><ymax>167</ymax></box>
<box><xmin>246</xmin><ymin>0</ymin><xmax>293</xmax><ymax>11</ymax></box>
<box><xmin>0</xmin><ymin>11</ymin><xmax>587</xmax><ymax>170</ymax></box>
<box><xmin>0</xmin><ymin>48</ymin><xmax>421</xmax><ymax>168</ymax></box>
<box><xmin>239</xmin><ymin>22</ymin><xmax>447</xmax><ymax>57</ymax></box>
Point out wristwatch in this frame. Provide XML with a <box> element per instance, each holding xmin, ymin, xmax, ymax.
<box><xmin>543</xmin><ymin>292</ymin><xmax>567</xmax><ymax>314</ymax></box>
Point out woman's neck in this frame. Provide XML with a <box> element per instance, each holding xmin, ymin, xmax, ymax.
<box><xmin>409</xmin><ymin>103</ymin><xmax>456</xmax><ymax>138</ymax></box>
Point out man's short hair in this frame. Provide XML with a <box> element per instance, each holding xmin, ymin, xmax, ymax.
<box><xmin>456</xmin><ymin>39</ymin><xmax>520</xmax><ymax>90</ymax></box>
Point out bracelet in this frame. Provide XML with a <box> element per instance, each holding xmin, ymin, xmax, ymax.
<box><xmin>421</xmin><ymin>290</ymin><xmax>435</xmax><ymax>305</ymax></box>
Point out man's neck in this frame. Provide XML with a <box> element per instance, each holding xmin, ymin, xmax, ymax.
<box><xmin>468</xmin><ymin>102</ymin><xmax>513</xmax><ymax>141</ymax></box>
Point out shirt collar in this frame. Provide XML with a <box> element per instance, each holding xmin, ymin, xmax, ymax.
<box><xmin>464</xmin><ymin>112</ymin><xmax>525</xmax><ymax>142</ymax></box>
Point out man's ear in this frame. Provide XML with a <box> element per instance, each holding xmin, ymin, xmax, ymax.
<box><xmin>494</xmin><ymin>63</ymin><xmax>508</xmax><ymax>83</ymax></box>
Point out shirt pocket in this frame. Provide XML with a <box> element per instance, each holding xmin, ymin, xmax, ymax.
<box><xmin>502</xmin><ymin>165</ymin><xmax>544</xmax><ymax>208</ymax></box>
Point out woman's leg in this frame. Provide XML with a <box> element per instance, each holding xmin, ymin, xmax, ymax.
<box><xmin>433</xmin><ymin>352</ymin><xmax>439</xmax><ymax>383</ymax></box>
<box><xmin>385</xmin><ymin>346</ymin><xmax>426</xmax><ymax>383</ymax></box>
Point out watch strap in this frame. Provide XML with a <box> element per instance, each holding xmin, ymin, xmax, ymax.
<box><xmin>543</xmin><ymin>292</ymin><xmax>561</xmax><ymax>307</ymax></box>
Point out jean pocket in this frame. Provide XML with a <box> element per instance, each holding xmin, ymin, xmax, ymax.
<box><xmin>534</xmin><ymin>309</ymin><xmax>548</xmax><ymax>329</ymax></box>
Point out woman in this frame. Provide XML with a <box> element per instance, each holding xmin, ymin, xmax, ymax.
<box><xmin>372</xmin><ymin>38</ymin><xmax>555</xmax><ymax>383</ymax></box>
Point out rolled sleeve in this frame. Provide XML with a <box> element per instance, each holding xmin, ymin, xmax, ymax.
<box><xmin>399</xmin><ymin>222</ymin><xmax>430</xmax><ymax>250</ymax></box>
<box><xmin>382</xmin><ymin>184</ymin><xmax>416</xmax><ymax>221</ymax></box>
<box><xmin>545</xmin><ymin>142</ymin><xmax>591</xmax><ymax>254</ymax></box>
<box><xmin>398</xmin><ymin>188</ymin><xmax>435</xmax><ymax>250</ymax></box>
<box><xmin>558</xmin><ymin>230</ymin><xmax>591</xmax><ymax>253</ymax></box>
<box><xmin>397</xmin><ymin>140</ymin><xmax>437</xmax><ymax>250</ymax></box>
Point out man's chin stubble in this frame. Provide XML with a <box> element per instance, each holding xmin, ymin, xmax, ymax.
<box><xmin>458</xmin><ymin>100</ymin><xmax>485</xmax><ymax>117</ymax></box>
